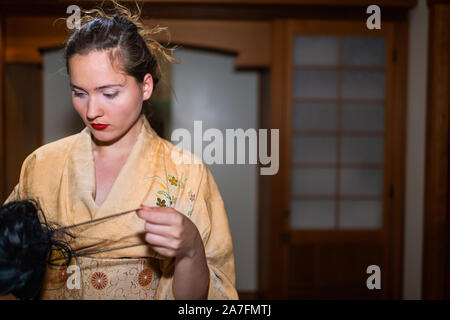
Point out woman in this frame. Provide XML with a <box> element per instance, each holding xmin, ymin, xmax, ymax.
<box><xmin>4</xmin><ymin>2</ymin><xmax>237</xmax><ymax>300</ymax></box>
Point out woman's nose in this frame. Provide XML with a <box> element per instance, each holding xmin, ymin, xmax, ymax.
<box><xmin>86</xmin><ymin>96</ymin><xmax>103</xmax><ymax>120</ymax></box>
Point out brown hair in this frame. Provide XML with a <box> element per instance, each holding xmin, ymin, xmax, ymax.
<box><xmin>63</xmin><ymin>0</ymin><xmax>177</xmax><ymax>89</ymax></box>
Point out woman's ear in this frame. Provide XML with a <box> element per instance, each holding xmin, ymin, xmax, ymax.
<box><xmin>142</xmin><ymin>73</ymin><xmax>153</xmax><ymax>101</ymax></box>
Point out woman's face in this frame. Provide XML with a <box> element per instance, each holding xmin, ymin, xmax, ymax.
<box><xmin>68</xmin><ymin>50</ymin><xmax>153</xmax><ymax>144</ymax></box>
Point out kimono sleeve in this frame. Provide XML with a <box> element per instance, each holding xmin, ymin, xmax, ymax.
<box><xmin>3</xmin><ymin>151</ymin><xmax>36</xmax><ymax>205</ymax></box>
<box><xmin>155</xmin><ymin>164</ymin><xmax>239</xmax><ymax>300</ymax></box>
<box><xmin>3</xmin><ymin>184</ymin><xmax>20</xmax><ymax>204</ymax></box>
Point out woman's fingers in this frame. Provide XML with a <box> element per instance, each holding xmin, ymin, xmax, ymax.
<box><xmin>144</xmin><ymin>222</ymin><xmax>182</xmax><ymax>239</ymax></box>
<box><xmin>150</xmin><ymin>245</ymin><xmax>176</xmax><ymax>258</ymax></box>
<box><xmin>137</xmin><ymin>205</ymin><xmax>195</xmax><ymax>259</ymax></box>
<box><xmin>144</xmin><ymin>226</ymin><xmax>181</xmax><ymax>258</ymax></box>
<box><xmin>137</xmin><ymin>206</ymin><xmax>182</xmax><ymax>226</ymax></box>
<box><xmin>144</xmin><ymin>232</ymin><xmax>180</xmax><ymax>251</ymax></box>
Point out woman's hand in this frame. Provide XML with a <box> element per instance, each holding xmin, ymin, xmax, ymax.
<box><xmin>137</xmin><ymin>205</ymin><xmax>210</xmax><ymax>299</ymax></box>
<box><xmin>136</xmin><ymin>205</ymin><xmax>203</xmax><ymax>260</ymax></box>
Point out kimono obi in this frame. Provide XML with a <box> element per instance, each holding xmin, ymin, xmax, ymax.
<box><xmin>40</xmin><ymin>256</ymin><xmax>163</xmax><ymax>300</ymax></box>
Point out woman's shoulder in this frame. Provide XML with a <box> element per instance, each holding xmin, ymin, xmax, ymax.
<box><xmin>156</xmin><ymin>137</ymin><xmax>222</xmax><ymax>205</ymax></box>
<box><xmin>154</xmin><ymin>136</ymin><xmax>211</xmax><ymax>187</ymax></box>
<box><xmin>158</xmin><ymin>136</ymin><xmax>206</xmax><ymax>171</ymax></box>
<box><xmin>22</xmin><ymin>132</ymin><xmax>83</xmax><ymax>167</ymax></box>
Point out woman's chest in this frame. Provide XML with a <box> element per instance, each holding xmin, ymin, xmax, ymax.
<box><xmin>94</xmin><ymin>155</ymin><xmax>128</xmax><ymax>206</ymax></box>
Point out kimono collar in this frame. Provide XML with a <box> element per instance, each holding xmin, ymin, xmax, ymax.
<box><xmin>63</xmin><ymin>115</ymin><xmax>162</xmax><ymax>225</ymax></box>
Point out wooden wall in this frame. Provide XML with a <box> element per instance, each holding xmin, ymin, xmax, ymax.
<box><xmin>422</xmin><ymin>0</ymin><xmax>450</xmax><ymax>299</ymax></box>
<box><xmin>3</xmin><ymin>63</ymin><xmax>42</xmax><ymax>200</ymax></box>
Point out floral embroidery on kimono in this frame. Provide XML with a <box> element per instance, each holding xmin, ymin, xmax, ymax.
<box><xmin>145</xmin><ymin>174</ymin><xmax>196</xmax><ymax>217</ymax></box>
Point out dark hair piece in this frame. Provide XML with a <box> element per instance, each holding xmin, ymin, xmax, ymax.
<box><xmin>0</xmin><ymin>198</ymin><xmax>143</xmax><ymax>299</ymax></box>
<box><xmin>0</xmin><ymin>200</ymin><xmax>73</xmax><ymax>300</ymax></box>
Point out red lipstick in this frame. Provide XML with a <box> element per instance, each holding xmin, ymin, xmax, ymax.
<box><xmin>91</xmin><ymin>123</ymin><xmax>109</xmax><ymax>130</ymax></box>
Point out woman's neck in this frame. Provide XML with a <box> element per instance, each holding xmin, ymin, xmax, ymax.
<box><xmin>91</xmin><ymin>116</ymin><xmax>144</xmax><ymax>158</ymax></box>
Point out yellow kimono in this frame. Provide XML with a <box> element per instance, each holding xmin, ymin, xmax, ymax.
<box><xmin>5</xmin><ymin>115</ymin><xmax>238</xmax><ymax>300</ymax></box>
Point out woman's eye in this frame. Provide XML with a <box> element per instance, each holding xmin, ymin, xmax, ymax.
<box><xmin>104</xmin><ymin>92</ymin><xmax>118</xmax><ymax>99</ymax></box>
<box><xmin>72</xmin><ymin>91</ymin><xmax>85</xmax><ymax>97</ymax></box>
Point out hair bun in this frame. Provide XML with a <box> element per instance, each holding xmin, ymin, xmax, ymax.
<box><xmin>74</xmin><ymin>0</ymin><xmax>178</xmax><ymax>66</ymax></box>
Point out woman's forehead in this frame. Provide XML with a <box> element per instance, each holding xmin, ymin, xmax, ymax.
<box><xmin>69</xmin><ymin>50</ymin><xmax>128</xmax><ymax>87</ymax></box>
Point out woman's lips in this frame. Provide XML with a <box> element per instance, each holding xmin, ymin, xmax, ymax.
<box><xmin>91</xmin><ymin>123</ymin><xmax>109</xmax><ymax>130</ymax></box>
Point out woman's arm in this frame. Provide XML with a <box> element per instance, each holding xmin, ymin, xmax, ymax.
<box><xmin>172</xmin><ymin>234</ymin><xmax>210</xmax><ymax>299</ymax></box>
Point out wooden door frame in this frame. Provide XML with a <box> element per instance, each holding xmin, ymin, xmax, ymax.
<box><xmin>390</xmin><ymin>18</ymin><xmax>410</xmax><ymax>299</ymax></box>
<box><xmin>422</xmin><ymin>0</ymin><xmax>450</xmax><ymax>300</ymax></box>
<box><xmin>264</xmin><ymin>17</ymin><xmax>410</xmax><ymax>299</ymax></box>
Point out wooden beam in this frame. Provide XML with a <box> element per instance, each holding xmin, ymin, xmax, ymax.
<box><xmin>5</xmin><ymin>17</ymin><xmax>68</xmax><ymax>63</ymax></box>
<box><xmin>388</xmin><ymin>18</ymin><xmax>409</xmax><ymax>300</ymax></box>
<box><xmin>5</xmin><ymin>16</ymin><xmax>271</xmax><ymax>68</ymax></box>
<box><xmin>102</xmin><ymin>0</ymin><xmax>420</xmax><ymax>6</ymax></box>
<box><xmin>262</xmin><ymin>19</ymin><xmax>287</xmax><ymax>299</ymax></box>
<box><xmin>149</xmin><ymin>19</ymin><xmax>270</xmax><ymax>68</ymax></box>
<box><xmin>0</xmin><ymin>0</ymin><xmax>419</xmax><ymax>8</ymax></box>
<box><xmin>290</xmin><ymin>230</ymin><xmax>384</xmax><ymax>245</ymax></box>
<box><xmin>422</xmin><ymin>2</ymin><xmax>450</xmax><ymax>299</ymax></box>
<box><xmin>0</xmin><ymin>1</ymin><xmax>414</xmax><ymax>21</ymax></box>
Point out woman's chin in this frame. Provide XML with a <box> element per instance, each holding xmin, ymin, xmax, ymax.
<box><xmin>90</xmin><ymin>130</ymin><xmax>117</xmax><ymax>145</ymax></box>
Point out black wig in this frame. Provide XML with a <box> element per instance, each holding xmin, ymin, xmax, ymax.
<box><xmin>0</xmin><ymin>199</ymin><xmax>142</xmax><ymax>300</ymax></box>
<box><xmin>0</xmin><ymin>200</ymin><xmax>73</xmax><ymax>300</ymax></box>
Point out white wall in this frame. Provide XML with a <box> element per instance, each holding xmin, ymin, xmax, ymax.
<box><xmin>42</xmin><ymin>49</ymin><xmax>84</xmax><ymax>144</ymax></box>
<box><xmin>171</xmin><ymin>48</ymin><xmax>259</xmax><ymax>292</ymax></box>
<box><xmin>403</xmin><ymin>0</ymin><xmax>428</xmax><ymax>300</ymax></box>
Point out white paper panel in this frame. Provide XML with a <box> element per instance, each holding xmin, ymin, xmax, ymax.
<box><xmin>293</xmin><ymin>70</ymin><xmax>338</xmax><ymax>99</ymax></box>
<box><xmin>342</xmin><ymin>103</ymin><xmax>384</xmax><ymax>131</ymax></box>
<box><xmin>291</xmin><ymin>200</ymin><xmax>335</xmax><ymax>229</ymax></box>
<box><xmin>339</xmin><ymin>200</ymin><xmax>382</xmax><ymax>229</ymax></box>
<box><xmin>291</xmin><ymin>168</ymin><xmax>335</xmax><ymax>195</ymax></box>
<box><xmin>293</xmin><ymin>36</ymin><xmax>339</xmax><ymax>66</ymax></box>
<box><xmin>340</xmin><ymin>168</ymin><xmax>383</xmax><ymax>196</ymax></box>
<box><xmin>292</xmin><ymin>135</ymin><xmax>336</xmax><ymax>163</ymax></box>
<box><xmin>292</xmin><ymin>103</ymin><xmax>337</xmax><ymax>131</ymax></box>
<box><xmin>342</xmin><ymin>71</ymin><xmax>385</xmax><ymax>99</ymax></box>
<box><xmin>341</xmin><ymin>136</ymin><xmax>384</xmax><ymax>164</ymax></box>
<box><xmin>342</xmin><ymin>36</ymin><xmax>386</xmax><ymax>67</ymax></box>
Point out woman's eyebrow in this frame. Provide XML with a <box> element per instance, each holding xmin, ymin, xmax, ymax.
<box><xmin>70</xmin><ymin>83</ymin><xmax>124</xmax><ymax>91</ymax></box>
